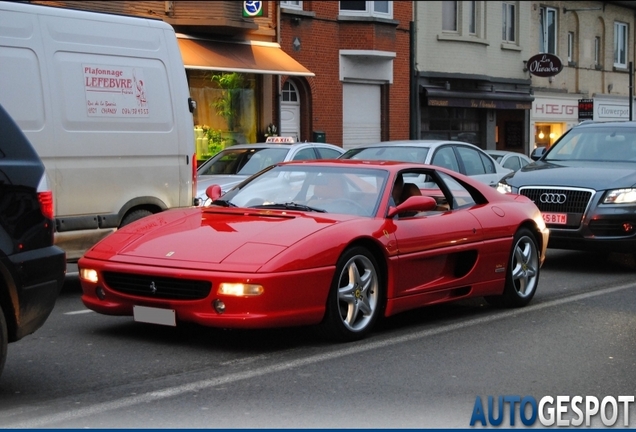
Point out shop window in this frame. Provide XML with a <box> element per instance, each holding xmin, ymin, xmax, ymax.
<box><xmin>421</xmin><ymin>106</ymin><xmax>483</xmax><ymax>147</ymax></box>
<box><xmin>188</xmin><ymin>71</ymin><xmax>258</xmax><ymax>160</ymax></box>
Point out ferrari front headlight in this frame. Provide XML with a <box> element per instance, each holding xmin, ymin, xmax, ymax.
<box><xmin>603</xmin><ymin>188</ymin><xmax>636</xmax><ymax>204</ymax></box>
<box><xmin>79</xmin><ymin>268</ymin><xmax>99</xmax><ymax>283</ymax></box>
<box><xmin>218</xmin><ymin>283</ymin><xmax>264</xmax><ymax>296</ymax></box>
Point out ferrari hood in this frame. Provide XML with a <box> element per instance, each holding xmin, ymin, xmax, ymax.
<box><xmin>94</xmin><ymin>208</ymin><xmax>346</xmax><ymax>265</ymax></box>
<box><xmin>505</xmin><ymin>161</ymin><xmax>636</xmax><ymax>190</ymax></box>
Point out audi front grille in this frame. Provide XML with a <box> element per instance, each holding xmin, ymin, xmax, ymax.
<box><xmin>518</xmin><ymin>187</ymin><xmax>594</xmax><ymax>228</ymax></box>
<box><xmin>103</xmin><ymin>272</ymin><xmax>212</xmax><ymax>300</ymax></box>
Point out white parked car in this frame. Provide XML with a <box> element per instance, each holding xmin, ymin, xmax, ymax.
<box><xmin>340</xmin><ymin>140</ymin><xmax>513</xmax><ymax>187</ymax></box>
<box><xmin>486</xmin><ymin>150</ymin><xmax>534</xmax><ymax>172</ymax></box>
<box><xmin>196</xmin><ymin>137</ymin><xmax>344</xmax><ymax>205</ymax></box>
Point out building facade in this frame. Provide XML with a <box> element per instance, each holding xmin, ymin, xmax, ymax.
<box><xmin>414</xmin><ymin>1</ymin><xmax>534</xmax><ymax>154</ymax></box>
<box><xmin>29</xmin><ymin>1</ymin><xmax>412</xmax><ymax>152</ymax></box>
<box><xmin>278</xmin><ymin>1</ymin><xmax>412</xmax><ymax>148</ymax></box>
<box><xmin>529</xmin><ymin>1</ymin><xmax>636</xmax><ymax>150</ymax></box>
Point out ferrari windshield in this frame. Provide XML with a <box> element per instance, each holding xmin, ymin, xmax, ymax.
<box><xmin>219</xmin><ymin>165</ymin><xmax>390</xmax><ymax>217</ymax></box>
<box><xmin>545</xmin><ymin>126</ymin><xmax>636</xmax><ymax>162</ymax></box>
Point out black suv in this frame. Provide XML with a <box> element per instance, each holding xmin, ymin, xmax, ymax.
<box><xmin>0</xmin><ymin>103</ymin><xmax>66</xmax><ymax>378</ymax></box>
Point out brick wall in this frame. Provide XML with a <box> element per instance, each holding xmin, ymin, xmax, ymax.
<box><xmin>279</xmin><ymin>1</ymin><xmax>413</xmax><ymax>145</ymax></box>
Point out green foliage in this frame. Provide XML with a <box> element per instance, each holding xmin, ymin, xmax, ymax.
<box><xmin>210</xmin><ymin>72</ymin><xmax>245</xmax><ymax>129</ymax></box>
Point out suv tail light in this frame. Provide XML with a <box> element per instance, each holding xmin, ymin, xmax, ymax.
<box><xmin>38</xmin><ymin>190</ymin><xmax>54</xmax><ymax>220</ymax></box>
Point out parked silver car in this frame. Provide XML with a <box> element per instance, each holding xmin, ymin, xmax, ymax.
<box><xmin>196</xmin><ymin>137</ymin><xmax>344</xmax><ymax>205</ymax></box>
<box><xmin>486</xmin><ymin>150</ymin><xmax>534</xmax><ymax>172</ymax></box>
<box><xmin>340</xmin><ymin>140</ymin><xmax>512</xmax><ymax>187</ymax></box>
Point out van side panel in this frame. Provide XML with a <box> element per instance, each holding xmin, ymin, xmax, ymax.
<box><xmin>0</xmin><ymin>2</ymin><xmax>195</xmax><ymax>259</ymax></box>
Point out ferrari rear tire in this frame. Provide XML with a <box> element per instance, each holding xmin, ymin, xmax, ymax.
<box><xmin>0</xmin><ymin>307</ymin><xmax>7</xmax><ymax>379</ymax></box>
<box><xmin>318</xmin><ymin>247</ymin><xmax>383</xmax><ymax>342</ymax></box>
<box><xmin>486</xmin><ymin>228</ymin><xmax>540</xmax><ymax>308</ymax></box>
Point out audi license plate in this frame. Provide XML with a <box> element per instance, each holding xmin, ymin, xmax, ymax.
<box><xmin>133</xmin><ymin>305</ymin><xmax>176</xmax><ymax>326</ymax></box>
<box><xmin>542</xmin><ymin>212</ymin><xmax>567</xmax><ymax>225</ymax></box>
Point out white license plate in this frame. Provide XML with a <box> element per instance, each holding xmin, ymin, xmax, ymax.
<box><xmin>133</xmin><ymin>305</ymin><xmax>176</xmax><ymax>326</ymax></box>
<box><xmin>542</xmin><ymin>212</ymin><xmax>567</xmax><ymax>225</ymax></box>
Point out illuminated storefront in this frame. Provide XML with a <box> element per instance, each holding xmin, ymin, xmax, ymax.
<box><xmin>530</xmin><ymin>94</ymin><xmax>580</xmax><ymax>151</ymax></box>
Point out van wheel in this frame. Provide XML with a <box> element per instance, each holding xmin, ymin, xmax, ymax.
<box><xmin>121</xmin><ymin>209</ymin><xmax>153</xmax><ymax>227</ymax></box>
<box><xmin>0</xmin><ymin>307</ymin><xmax>7</xmax><ymax>379</ymax></box>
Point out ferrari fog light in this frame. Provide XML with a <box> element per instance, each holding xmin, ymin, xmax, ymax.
<box><xmin>80</xmin><ymin>268</ymin><xmax>99</xmax><ymax>283</ymax></box>
<box><xmin>213</xmin><ymin>299</ymin><xmax>226</xmax><ymax>314</ymax></box>
<box><xmin>623</xmin><ymin>222</ymin><xmax>634</xmax><ymax>233</ymax></box>
<box><xmin>95</xmin><ymin>286</ymin><xmax>106</xmax><ymax>300</ymax></box>
<box><xmin>218</xmin><ymin>283</ymin><xmax>264</xmax><ymax>296</ymax></box>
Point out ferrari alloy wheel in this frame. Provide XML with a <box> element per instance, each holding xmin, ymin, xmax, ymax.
<box><xmin>319</xmin><ymin>247</ymin><xmax>383</xmax><ymax>342</ymax></box>
<box><xmin>0</xmin><ymin>306</ymin><xmax>7</xmax><ymax>379</ymax></box>
<box><xmin>486</xmin><ymin>228</ymin><xmax>540</xmax><ymax>308</ymax></box>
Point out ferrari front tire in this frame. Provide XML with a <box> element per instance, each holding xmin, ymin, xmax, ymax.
<box><xmin>319</xmin><ymin>247</ymin><xmax>383</xmax><ymax>342</ymax></box>
<box><xmin>486</xmin><ymin>228</ymin><xmax>540</xmax><ymax>308</ymax></box>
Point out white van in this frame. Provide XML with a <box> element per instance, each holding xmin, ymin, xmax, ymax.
<box><xmin>0</xmin><ymin>2</ymin><xmax>196</xmax><ymax>260</ymax></box>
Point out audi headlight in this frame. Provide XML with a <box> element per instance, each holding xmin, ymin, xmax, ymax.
<box><xmin>603</xmin><ymin>188</ymin><xmax>636</xmax><ymax>204</ymax></box>
<box><xmin>496</xmin><ymin>182</ymin><xmax>513</xmax><ymax>194</ymax></box>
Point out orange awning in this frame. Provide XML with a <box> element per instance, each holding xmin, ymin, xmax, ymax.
<box><xmin>177</xmin><ymin>35</ymin><xmax>314</xmax><ymax>76</ymax></box>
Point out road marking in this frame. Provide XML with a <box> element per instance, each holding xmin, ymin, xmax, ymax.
<box><xmin>5</xmin><ymin>281</ymin><xmax>635</xmax><ymax>428</ymax></box>
<box><xmin>64</xmin><ymin>310</ymin><xmax>94</xmax><ymax>315</ymax></box>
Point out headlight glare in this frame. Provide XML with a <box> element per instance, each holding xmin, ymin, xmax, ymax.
<box><xmin>496</xmin><ymin>183</ymin><xmax>513</xmax><ymax>194</ymax></box>
<box><xmin>603</xmin><ymin>188</ymin><xmax>636</xmax><ymax>204</ymax></box>
<box><xmin>218</xmin><ymin>283</ymin><xmax>264</xmax><ymax>296</ymax></box>
<box><xmin>79</xmin><ymin>268</ymin><xmax>99</xmax><ymax>283</ymax></box>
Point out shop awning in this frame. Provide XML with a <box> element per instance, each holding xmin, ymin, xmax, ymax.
<box><xmin>177</xmin><ymin>35</ymin><xmax>314</xmax><ymax>77</ymax></box>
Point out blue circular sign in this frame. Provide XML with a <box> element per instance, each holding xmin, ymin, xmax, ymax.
<box><xmin>244</xmin><ymin>1</ymin><xmax>262</xmax><ymax>17</ymax></box>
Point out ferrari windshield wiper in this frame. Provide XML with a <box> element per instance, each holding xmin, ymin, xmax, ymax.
<box><xmin>211</xmin><ymin>199</ymin><xmax>237</xmax><ymax>207</ymax></box>
<box><xmin>255</xmin><ymin>202</ymin><xmax>327</xmax><ymax>213</ymax></box>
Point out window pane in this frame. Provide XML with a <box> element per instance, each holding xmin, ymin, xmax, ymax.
<box><xmin>547</xmin><ymin>9</ymin><xmax>556</xmax><ymax>54</ymax></box>
<box><xmin>340</xmin><ymin>1</ymin><xmax>366</xmax><ymax>11</ymax></box>
<box><xmin>374</xmin><ymin>1</ymin><xmax>389</xmax><ymax>13</ymax></box>
<box><xmin>442</xmin><ymin>1</ymin><xmax>457</xmax><ymax>31</ymax></box>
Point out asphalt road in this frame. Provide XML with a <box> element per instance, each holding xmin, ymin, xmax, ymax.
<box><xmin>0</xmin><ymin>249</ymin><xmax>635</xmax><ymax>428</ymax></box>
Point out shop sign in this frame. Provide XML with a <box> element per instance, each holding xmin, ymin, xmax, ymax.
<box><xmin>578</xmin><ymin>99</ymin><xmax>594</xmax><ymax>121</ymax></box>
<box><xmin>243</xmin><ymin>1</ymin><xmax>263</xmax><ymax>17</ymax></box>
<box><xmin>527</xmin><ymin>53</ymin><xmax>563</xmax><ymax>77</ymax></box>
<box><xmin>428</xmin><ymin>98</ymin><xmax>532</xmax><ymax>110</ymax></box>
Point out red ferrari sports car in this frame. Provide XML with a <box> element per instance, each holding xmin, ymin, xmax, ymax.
<box><xmin>78</xmin><ymin>160</ymin><xmax>549</xmax><ymax>342</ymax></box>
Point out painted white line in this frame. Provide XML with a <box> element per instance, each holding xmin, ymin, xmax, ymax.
<box><xmin>64</xmin><ymin>310</ymin><xmax>94</xmax><ymax>315</ymax></box>
<box><xmin>6</xmin><ymin>281</ymin><xmax>635</xmax><ymax>428</ymax></box>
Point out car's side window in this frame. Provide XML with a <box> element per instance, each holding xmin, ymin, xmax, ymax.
<box><xmin>316</xmin><ymin>147</ymin><xmax>343</xmax><ymax>159</ymax></box>
<box><xmin>437</xmin><ymin>171</ymin><xmax>476</xmax><ymax>208</ymax></box>
<box><xmin>503</xmin><ymin>156</ymin><xmax>521</xmax><ymax>171</ymax></box>
<box><xmin>456</xmin><ymin>146</ymin><xmax>486</xmax><ymax>176</ymax></box>
<box><xmin>432</xmin><ymin>147</ymin><xmax>460</xmax><ymax>172</ymax></box>
<box><xmin>479</xmin><ymin>152</ymin><xmax>497</xmax><ymax>173</ymax></box>
<box><xmin>292</xmin><ymin>148</ymin><xmax>317</xmax><ymax>161</ymax></box>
